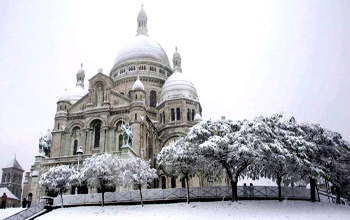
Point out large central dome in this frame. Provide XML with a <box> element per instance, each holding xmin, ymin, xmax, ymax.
<box><xmin>110</xmin><ymin>7</ymin><xmax>171</xmax><ymax>78</ymax></box>
<box><xmin>113</xmin><ymin>35</ymin><xmax>170</xmax><ymax>69</ymax></box>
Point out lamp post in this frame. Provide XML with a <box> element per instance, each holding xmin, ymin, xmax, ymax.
<box><xmin>75</xmin><ymin>146</ymin><xmax>84</xmax><ymax>195</ymax></box>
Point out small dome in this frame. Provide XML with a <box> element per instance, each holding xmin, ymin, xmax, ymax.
<box><xmin>194</xmin><ymin>113</ymin><xmax>203</xmax><ymax>122</ymax></box>
<box><xmin>138</xmin><ymin>7</ymin><xmax>147</xmax><ymax>19</ymax></box>
<box><xmin>159</xmin><ymin>69</ymin><xmax>199</xmax><ymax>103</ymax></box>
<box><xmin>69</xmin><ymin>86</ymin><xmax>87</xmax><ymax>104</ymax></box>
<box><xmin>58</xmin><ymin>89</ymin><xmax>70</xmax><ymax>102</ymax></box>
<box><xmin>132</xmin><ymin>76</ymin><xmax>145</xmax><ymax>90</ymax></box>
<box><xmin>77</xmin><ymin>63</ymin><xmax>85</xmax><ymax>75</ymax></box>
<box><xmin>173</xmin><ymin>47</ymin><xmax>181</xmax><ymax>59</ymax></box>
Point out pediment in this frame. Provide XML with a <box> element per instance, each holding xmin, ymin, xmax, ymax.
<box><xmin>69</xmin><ymin>94</ymin><xmax>90</xmax><ymax>112</ymax></box>
<box><xmin>89</xmin><ymin>73</ymin><xmax>113</xmax><ymax>89</ymax></box>
<box><xmin>109</xmin><ymin>90</ymin><xmax>131</xmax><ymax>107</ymax></box>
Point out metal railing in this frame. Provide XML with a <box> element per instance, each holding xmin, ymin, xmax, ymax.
<box><xmin>318</xmin><ymin>189</ymin><xmax>350</xmax><ymax>206</ymax></box>
<box><xmin>52</xmin><ymin>186</ymin><xmax>311</xmax><ymax>207</ymax></box>
<box><xmin>4</xmin><ymin>201</ymin><xmax>46</xmax><ymax>220</ymax></box>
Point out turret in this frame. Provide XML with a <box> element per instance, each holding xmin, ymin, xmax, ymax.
<box><xmin>136</xmin><ymin>5</ymin><xmax>148</xmax><ymax>36</ymax></box>
<box><xmin>173</xmin><ymin>46</ymin><xmax>182</xmax><ymax>72</ymax></box>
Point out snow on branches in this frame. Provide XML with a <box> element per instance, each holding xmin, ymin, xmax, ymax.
<box><xmin>40</xmin><ymin>165</ymin><xmax>79</xmax><ymax>207</ymax></box>
<box><xmin>82</xmin><ymin>153</ymin><xmax>122</xmax><ymax>206</ymax></box>
<box><xmin>122</xmin><ymin>157</ymin><xmax>157</xmax><ymax>206</ymax></box>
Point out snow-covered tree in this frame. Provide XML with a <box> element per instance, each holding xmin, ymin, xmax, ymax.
<box><xmin>122</xmin><ymin>157</ymin><xmax>157</xmax><ymax>207</ymax></box>
<box><xmin>82</xmin><ymin>153</ymin><xmax>122</xmax><ymax>206</ymax></box>
<box><xmin>255</xmin><ymin>114</ymin><xmax>316</xmax><ymax>201</ymax></box>
<box><xmin>186</xmin><ymin>118</ymin><xmax>264</xmax><ymax>202</ymax></box>
<box><xmin>40</xmin><ymin>165</ymin><xmax>79</xmax><ymax>207</ymax></box>
<box><xmin>301</xmin><ymin>123</ymin><xmax>350</xmax><ymax>204</ymax></box>
<box><xmin>157</xmin><ymin>138</ymin><xmax>211</xmax><ymax>204</ymax></box>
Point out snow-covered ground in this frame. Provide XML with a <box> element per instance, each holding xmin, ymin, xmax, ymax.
<box><xmin>35</xmin><ymin>201</ymin><xmax>350</xmax><ymax>220</ymax></box>
<box><xmin>0</xmin><ymin>208</ymin><xmax>25</xmax><ymax>219</ymax></box>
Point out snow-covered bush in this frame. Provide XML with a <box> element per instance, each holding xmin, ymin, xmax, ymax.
<box><xmin>122</xmin><ymin>157</ymin><xmax>157</xmax><ymax>206</ymax></box>
<box><xmin>40</xmin><ymin>165</ymin><xmax>79</xmax><ymax>207</ymax></box>
<box><xmin>82</xmin><ymin>153</ymin><xmax>122</xmax><ymax>206</ymax></box>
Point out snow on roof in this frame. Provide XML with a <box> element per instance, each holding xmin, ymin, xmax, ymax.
<box><xmin>3</xmin><ymin>157</ymin><xmax>24</xmax><ymax>171</ymax></box>
<box><xmin>0</xmin><ymin>188</ymin><xmax>19</xmax><ymax>200</ymax></box>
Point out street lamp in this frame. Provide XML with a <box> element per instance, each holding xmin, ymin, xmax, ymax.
<box><xmin>75</xmin><ymin>146</ymin><xmax>84</xmax><ymax>195</ymax></box>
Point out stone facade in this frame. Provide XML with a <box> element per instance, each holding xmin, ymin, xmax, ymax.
<box><xmin>23</xmin><ymin>7</ymin><xmax>230</xmax><ymax>204</ymax></box>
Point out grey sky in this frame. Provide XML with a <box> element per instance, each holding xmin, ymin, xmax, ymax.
<box><xmin>0</xmin><ymin>0</ymin><xmax>349</xmax><ymax>174</ymax></box>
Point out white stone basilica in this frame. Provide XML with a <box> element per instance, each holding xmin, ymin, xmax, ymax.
<box><xmin>23</xmin><ymin>6</ymin><xmax>203</xmax><ymax>203</ymax></box>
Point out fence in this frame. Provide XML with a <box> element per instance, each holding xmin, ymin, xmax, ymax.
<box><xmin>318</xmin><ymin>189</ymin><xmax>350</xmax><ymax>206</ymax></box>
<box><xmin>52</xmin><ymin>186</ymin><xmax>311</xmax><ymax>207</ymax></box>
<box><xmin>4</xmin><ymin>201</ymin><xmax>46</xmax><ymax>220</ymax></box>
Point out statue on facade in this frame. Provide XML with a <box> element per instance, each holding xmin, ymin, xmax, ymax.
<box><xmin>38</xmin><ymin>130</ymin><xmax>51</xmax><ymax>157</ymax></box>
<box><xmin>96</xmin><ymin>85</ymin><xmax>104</xmax><ymax>106</ymax></box>
<box><xmin>121</xmin><ymin>123</ymin><xmax>133</xmax><ymax>146</ymax></box>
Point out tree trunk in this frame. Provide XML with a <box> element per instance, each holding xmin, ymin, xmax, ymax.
<box><xmin>232</xmin><ymin>180</ymin><xmax>238</xmax><ymax>201</ymax></box>
<box><xmin>139</xmin><ymin>185</ymin><xmax>144</xmax><ymax>207</ymax></box>
<box><xmin>60</xmin><ymin>190</ymin><xmax>64</xmax><ymax>208</ymax></box>
<box><xmin>310</xmin><ymin>177</ymin><xmax>316</xmax><ymax>202</ymax></box>
<box><xmin>101</xmin><ymin>185</ymin><xmax>105</xmax><ymax>207</ymax></box>
<box><xmin>224</xmin><ymin>167</ymin><xmax>237</xmax><ymax>202</ymax></box>
<box><xmin>336</xmin><ymin>186</ymin><xmax>341</xmax><ymax>204</ymax></box>
<box><xmin>277</xmin><ymin>176</ymin><xmax>282</xmax><ymax>202</ymax></box>
<box><xmin>185</xmin><ymin>174</ymin><xmax>190</xmax><ymax>204</ymax></box>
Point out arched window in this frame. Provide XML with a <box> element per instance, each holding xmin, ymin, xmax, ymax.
<box><xmin>163</xmin><ymin>113</ymin><xmax>165</xmax><ymax>124</ymax></box>
<box><xmin>73</xmin><ymin>140</ymin><xmax>78</xmax><ymax>155</ymax></box>
<box><xmin>92</xmin><ymin>121</ymin><xmax>102</xmax><ymax>148</ymax></box>
<box><xmin>135</xmin><ymin>113</ymin><xmax>137</xmax><ymax>121</ymax></box>
<box><xmin>57</xmin><ymin>123</ymin><xmax>60</xmax><ymax>130</ymax></box>
<box><xmin>60</xmin><ymin>106</ymin><xmax>62</xmax><ymax>110</ymax></box>
<box><xmin>64</xmin><ymin>106</ymin><xmax>67</xmax><ymax>110</ymax></box>
<box><xmin>118</xmin><ymin>134</ymin><xmax>123</xmax><ymax>151</ymax></box>
<box><xmin>7</xmin><ymin>173</ymin><xmax>10</xmax><ymax>182</ymax></box>
<box><xmin>150</xmin><ymin>90</ymin><xmax>157</xmax><ymax>107</ymax></box>
<box><xmin>176</xmin><ymin>107</ymin><xmax>181</xmax><ymax>120</ymax></box>
<box><xmin>171</xmin><ymin>108</ymin><xmax>175</xmax><ymax>121</ymax></box>
<box><xmin>128</xmin><ymin>91</ymin><xmax>132</xmax><ymax>99</ymax></box>
<box><xmin>187</xmin><ymin>108</ymin><xmax>191</xmax><ymax>121</ymax></box>
<box><xmin>171</xmin><ymin>177</ymin><xmax>176</xmax><ymax>188</ymax></box>
<box><xmin>135</xmin><ymin>94</ymin><xmax>138</xmax><ymax>100</ymax></box>
<box><xmin>120</xmin><ymin>92</ymin><xmax>124</xmax><ymax>95</ymax></box>
<box><xmin>148</xmin><ymin>138</ymin><xmax>153</xmax><ymax>160</ymax></box>
<box><xmin>161</xmin><ymin>176</ymin><xmax>166</xmax><ymax>189</ymax></box>
<box><xmin>192</xmin><ymin>109</ymin><xmax>195</xmax><ymax>121</ymax></box>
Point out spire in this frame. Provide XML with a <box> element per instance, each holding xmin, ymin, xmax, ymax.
<box><xmin>76</xmin><ymin>63</ymin><xmax>85</xmax><ymax>89</ymax></box>
<box><xmin>173</xmin><ymin>46</ymin><xmax>182</xmax><ymax>72</ymax></box>
<box><xmin>136</xmin><ymin>5</ymin><xmax>148</xmax><ymax>36</ymax></box>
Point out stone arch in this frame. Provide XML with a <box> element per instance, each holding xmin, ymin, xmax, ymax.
<box><xmin>66</xmin><ymin>121</ymin><xmax>84</xmax><ymax>133</ymax></box>
<box><xmin>162</xmin><ymin>132</ymin><xmax>186</xmax><ymax>148</ymax></box>
<box><xmin>86</xmin><ymin>117</ymin><xmax>107</xmax><ymax>129</ymax></box>
<box><xmin>109</xmin><ymin>115</ymin><xmax>130</xmax><ymax>129</ymax></box>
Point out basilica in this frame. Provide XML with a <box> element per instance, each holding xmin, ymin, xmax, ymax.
<box><xmin>23</xmin><ymin>6</ymin><xmax>203</xmax><ymax>203</ymax></box>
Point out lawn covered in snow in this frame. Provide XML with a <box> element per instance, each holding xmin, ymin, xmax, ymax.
<box><xmin>36</xmin><ymin>201</ymin><xmax>350</xmax><ymax>220</ymax></box>
<box><xmin>0</xmin><ymin>208</ymin><xmax>25</xmax><ymax>219</ymax></box>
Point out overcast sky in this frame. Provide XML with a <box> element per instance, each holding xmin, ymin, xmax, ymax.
<box><xmin>0</xmin><ymin>0</ymin><xmax>349</xmax><ymax>175</ymax></box>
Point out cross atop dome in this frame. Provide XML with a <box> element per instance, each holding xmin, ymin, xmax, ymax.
<box><xmin>137</xmin><ymin>5</ymin><xmax>148</xmax><ymax>36</ymax></box>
